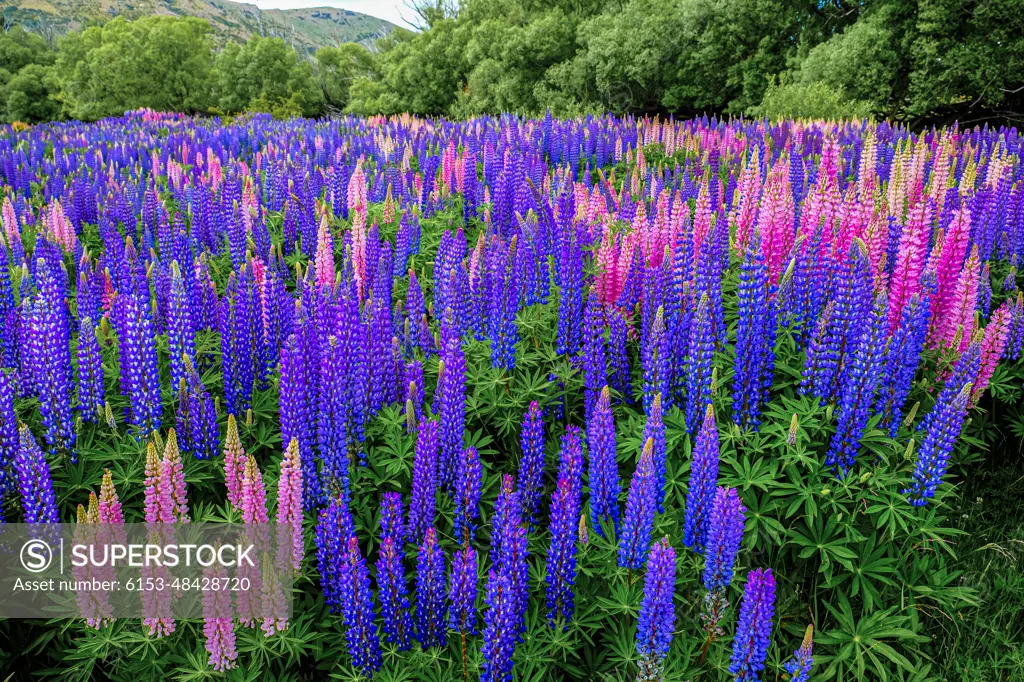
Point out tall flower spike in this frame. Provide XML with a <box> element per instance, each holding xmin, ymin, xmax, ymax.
<box><xmin>702</xmin><ymin>487</ymin><xmax>746</xmax><ymax>593</ymax></box>
<box><xmin>98</xmin><ymin>468</ymin><xmax>123</xmax><ymax>523</ymax></box>
<box><xmin>784</xmin><ymin>625</ymin><xmax>814</xmax><ymax>682</ymax></box>
<box><xmin>685</xmin><ymin>294</ymin><xmax>715</xmax><ymax>433</ymax></box>
<box><xmin>315</xmin><ymin>496</ymin><xmax>355</xmax><ymax>611</ymax></box>
<box><xmin>223</xmin><ymin>414</ymin><xmax>247</xmax><ymax>509</ymax></box>
<box><xmin>414</xmin><ymin>527</ymin><xmax>448</xmax><ymax>649</ymax></box>
<box><xmin>277</xmin><ymin>439</ymin><xmax>304</xmax><ymax>572</ymax></box>
<box><xmin>377</xmin><ymin>535</ymin><xmax>414</xmax><ymax>650</ymax></box>
<box><xmin>643</xmin><ymin>393</ymin><xmax>668</xmax><ymax>513</ymax></box>
<box><xmin>683</xmin><ymin>405</ymin><xmax>720</xmax><ymax>552</ymax></box>
<box><xmin>449</xmin><ymin>545</ymin><xmax>478</xmax><ymax>635</ymax></box>
<box><xmin>481</xmin><ymin>570</ymin><xmax>517</xmax><ymax>682</ymax></box>
<box><xmin>733</xmin><ymin>239</ymin><xmax>776</xmax><ymax>430</ymax></box>
<box><xmin>454</xmin><ymin>445</ymin><xmax>483</xmax><ymax>545</ymax></box>
<box><xmin>161</xmin><ymin>430</ymin><xmax>190</xmax><ymax>522</ymax></box>
<box><xmin>517</xmin><ymin>400</ymin><xmax>546</xmax><ymax>528</ymax></box>
<box><xmin>730</xmin><ymin>568</ymin><xmax>776</xmax><ymax>682</ymax></box>
<box><xmin>636</xmin><ymin>537</ymin><xmax>676</xmax><ymax>682</ymax></box>
<box><xmin>619</xmin><ymin>438</ymin><xmax>657</xmax><ymax>570</ymax></box>
<box><xmin>76</xmin><ymin>317</ymin><xmax>105</xmax><ymax>423</ymax></box>
<box><xmin>0</xmin><ymin>371</ymin><xmax>18</xmax><ymax>499</ymax></box>
<box><xmin>588</xmin><ymin>386</ymin><xmax>620</xmax><ymax>536</ymax></box>
<box><xmin>15</xmin><ymin>425</ymin><xmax>59</xmax><ymax>523</ymax></box>
<box><xmin>491</xmin><ymin>474</ymin><xmax>529</xmax><ymax>636</ymax></box>
<box><xmin>546</xmin><ymin>425</ymin><xmax>584</xmax><ymax>628</ymax></box>
<box><xmin>339</xmin><ymin>537</ymin><xmax>383</xmax><ymax>678</ymax></box>
<box><xmin>409</xmin><ymin>419</ymin><xmax>439</xmax><ymax>542</ymax></box>
<box><xmin>203</xmin><ymin>558</ymin><xmax>238</xmax><ymax>672</ymax></box>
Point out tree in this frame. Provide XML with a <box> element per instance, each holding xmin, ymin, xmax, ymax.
<box><xmin>214</xmin><ymin>36</ymin><xmax>324</xmax><ymax>117</ymax></box>
<box><xmin>314</xmin><ymin>43</ymin><xmax>375</xmax><ymax>112</ymax></box>
<box><xmin>6</xmin><ymin>63</ymin><xmax>60</xmax><ymax>123</ymax></box>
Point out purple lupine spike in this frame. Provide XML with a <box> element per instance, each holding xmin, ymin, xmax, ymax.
<box><xmin>481</xmin><ymin>569</ymin><xmax>517</xmax><ymax>682</ymax></box>
<box><xmin>877</xmin><ymin>286</ymin><xmax>933</xmax><ymax>436</ymax></box>
<box><xmin>636</xmin><ymin>537</ymin><xmax>677</xmax><ymax>681</ymax></box>
<box><xmin>177</xmin><ymin>357</ymin><xmax>217</xmax><ymax>461</ymax></box>
<box><xmin>318</xmin><ymin>335</ymin><xmax>350</xmax><ymax>496</ymax></box>
<box><xmin>435</xmin><ymin>315</ymin><xmax>466</xmax><ymax>491</ymax></box>
<box><xmin>517</xmin><ymin>400</ymin><xmax>546</xmax><ymax>528</ymax></box>
<box><xmin>545</xmin><ymin>424</ymin><xmax>584</xmax><ymax>628</ymax></box>
<box><xmin>685</xmin><ymin>294</ymin><xmax>714</xmax><ymax>433</ymax></box>
<box><xmin>380</xmin><ymin>491</ymin><xmax>407</xmax><ymax>546</ymax></box>
<box><xmin>618</xmin><ymin>437</ymin><xmax>657</xmax><ymax>570</ymax></box>
<box><xmin>414</xmin><ymin>527</ymin><xmax>447</xmax><ymax>649</ymax></box>
<box><xmin>454</xmin><ymin>445</ymin><xmax>483</xmax><ymax>545</ymax></box>
<box><xmin>315</xmin><ymin>495</ymin><xmax>355</xmax><ymax>612</ymax></box>
<box><xmin>683</xmin><ymin>405</ymin><xmax>720</xmax><ymax>552</ymax></box>
<box><xmin>643</xmin><ymin>393</ymin><xmax>668</xmax><ymax>514</ymax></box>
<box><xmin>0</xmin><ymin>371</ymin><xmax>17</xmax><ymax>500</ymax></box>
<box><xmin>113</xmin><ymin>285</ymin><xmax>161</xmax><ymax>437</ymax></box>
<box><xmin>642</xmin><ymin>306</ymin><xmax>670</xmax><ymax>414</ymax></box>
<box><xmin>491</xmin><ymin>474</ymin><xmax>529</xmax><ymax>636</ymax></box>
<box><xmin>581</xmin><ymin>290</ymin><xmax>607</xmax><ymax>418</ymax></box>
<box><xmin>377</xmin><ymin>536</ymin><xmax>413</xmax><ymax>651</ymax></box>
<box><xmin>904</xmin><ymin>339</ymin><xmax>981</xmax><ymax>506</ymax></box>
<box><xmin>587</xmin><ymin>386</ymin><xmax>620</xmax><ymax>536</ymax></box>
<box><xmin>448</xmin><ymin>545</ymin><xmax>478</xmax><ymax>634</ymax></box>
<box><xmin>15</xmin><ymin>425</ymin><xmax>60</xmax><ymax>523</ymax></box>
<box><xmin>556</xmin><ymin>232</ymin><xmax>584</xmax><ymax>355</ymax></box>
<box><xmin>730</xmin><ymin>568</ymin><xmax>776</xmax><ymax>682</ymax></box>
<box><xmin>167</xmin><ymin>262</ymin><xmax>195</xmax><ymax>393</ymax></box>
<box><xmin>733</xmin><ymin>239</ymin><xmax>776</xmax><ymax>430</ymax></box>
<box><xmin>826</xmin><ymin>291</ymin><xmax>888</xmax><ymax>472</ymax></box>
<box><xmin>409</xmin><ymin>419</ymin><xmax>439</xmax><ymax>542</ymax></box>
<box><xmin>339</xmin><ymin>537</ymin><xmax>383</xmax><ymax>678</ymax></box>
<box><xmin>607</xmin><ymin>306</ymin><xmax>632</xmax><ymax>402</ymax></box>
<box><xmin>76</xmin><ymin>316</ymin><xmax>104</xmax><ymax>423</ymax></box>
<box><xmin>280</xmin><ymin>332</ymin><xmax>320</xmax><ymax>505</ymax></box>
<box><xmin>784</xmin><ymin>625</ymin><xmax>814</xmax><ymax>682</ymax></box>
<box><xmin>702</xmin><ymin>487</ymin><xmax>746</xmax><ymax>592</ymax></box>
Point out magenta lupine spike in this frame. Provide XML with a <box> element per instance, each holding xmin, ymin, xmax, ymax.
<box><xmin>973</xmin><ymin>300</ymin><xmax>1012</xmax><ymax>403</ymax></box>
<box><xmin>223</xmin><ymin>414</ymin><xmax>247</xmax><ymax>509</ymax></box>
<box><xmin>938</xmin><ymin>246</ymin><xmax>981</xmax><ymax>349</ymax></box>
<box><xmin>314</xmin><ymin>214</ymin><xmax>335</xmax><ymax>288</ymax></box>
<box><xmin>930</xmin><ymin>205</ymin><xmax>972</xmax><ymax>333</ymax></box>
<box><xmin>240</xmin><ymin>453</ymin><xmax>269</xmax><ymax>524</ymax></box>
<box><xmin>888</xmin><ymin>202</ymin><xmax>930</xmax><ymax>331</ymax></box>
<box><xmin>203</xmin><ymin>561</ymin><xmax>238</xmax><ymax>672</ymax></box>
<box><xmin>98</xmin><ymin>468</ymin><xmax>123</xmax><ymax>523</ymax></box>
<box><xmin>758</xmin><ymin>158</ymin><xmax>796</xmax><ymax>283</ymax></box>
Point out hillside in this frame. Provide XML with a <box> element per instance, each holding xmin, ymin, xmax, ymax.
<box><xmin>0</xmin><ymin>0</ymin><xmax>394</xmax><ymax>54</ymax></box>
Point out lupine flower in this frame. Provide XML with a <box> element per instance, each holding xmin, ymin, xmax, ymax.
<box><xmin>642</xmin><ymin>307</ymin><xmax>669</xmax><ymax>414</ymax></box>
<box><xmin>905</xmin><ymin>339</ymin><xmax>981</xmax><ymax>506</ymax></box>
<box><xmin>491</xmin><ymin>474</ymin><xmax>529</xmax><ymax>636</ymax></box>
<box><xmin>414</xmin><ymin>527</ymin><xmax>448</xmax><ymax>649</ymax></box>
<box><xmin>177</xmin><ymin>355</ymin><xmax>218</xmax><ymax>461</ymax></box>
<box><xmin>582</xmin><ymin>290</ymin><xmax>608</xmax><ymax>417</ymax></box>
<box><xmin>339</xmin><ymin>537</ymin><xmax>383</xmax><ymax>678</ymax></box>
<box><xmin>0</xmin><ymin>371</ymin><xmax>18</xmax><ymax>499</ymax></box>
<box><xmin>973</xmin><ymin>299</ymin><xmax>1012</xmax><ymax>402</ymax></box>
<box><xmin>318</xmin><ymin>335</ymin><xmax>351</xmax><ymax>495</ymax></box>
<box><xmin>685</xmin><ymin>294</ymin><xmax>715</xmax><ymax>432</ymax></box>
<box><xmin>76</xmin><ymin>317</ymin><xmax>104</xmax><ymax>422</ymax></box>
<box><xmin>315</xmin><ymin>495</ymin><xmax>355</xmax><ymax>611</ymax></box>
<box><xmin>280</xmin><ymin>332</ymin><xmax>320</xmax><ymax>505</ymax></box>
<box><xmin>702</xmin><ymin>487</ymin><xmax>746</xmax><ymax>592</ymax></box>
<box><xmin>619</xmin><ymin>438</ymin><xmax>657</xmax><ymax>570</ymax></box>
<box><xmin>608</xmin><ymin>306</ymin><xmax>632</xmax><ymax>400</ymax></box>
<box><xmin>377</xmin><ymin>535</ymin><xmax>414</xmax><ymax>650</ymax></box>
<box><xmin>449</xmin><ymin>545</ymin><xmax>479</xmax><ymax>637</ymax></box>
<box><xmin>684</xmin><ymin>405</ymin><xmax>720</xmax><ymax>552</ymax></box>
<box><xmin>517</xmin><ymin>400</ymin><xmax>546</xmax><ymax>527</ymax></box>
<box><xmin>161</xmin><ymin>430</ymin><xmax>190</xmax><ymax>522</ymax></box>
<box><xmin>783</xmin><ymin>625</ymin><xmax>814</xmax><ymax>682</ymax></box>
<box><xmin>380</xmin><ymin>491</ymin><xmax>407</xmax><ymax>546</ymax></box>
<box><xmin>167</xmin><ymin>262</ymin><xmax>195</xmax><ymax>392</ymax></box>
<box><xmin>730</xmin><ymin>567</ymin><xmax>776</xmax><ymax>682</ymax></box>
<box><xmin>481</xmin><ymin>569</ymin><xmax>517</xmax><ymax>682</ymax></box>
<box><xmin>15</xmin><ymin>425</ymin><xmax>59</xmax><ymax>523</ymax></box>
<box><xmin>556</xmin><ymin>232</ymin><xmax>584</xmax><ymax>356</ymax></box>
<box><xmin>436</xmin><ymin>316</ymin><xmax>466</xmax><ymax>490</ymax></box>
<box><xmin>223</xmin><ymin>414</ymin><xmax>247</xmax><ymax>509</ymax></box>
<box><xmin>635</xmin><ymin>537</ymin><xmax>676</xmax><ymax>682</ymax></box>
<box><xmin>113</xmin><ymin>285</ymin><xmax>162</xmax><ymax>436</ymax></box>
<box><xmin>643</xmin><ymin>393</ymin><xmax>668</xmax><ymax>513</ymax></box>
<box><xmin>203</xmin><ymin>554</ymin><xmax>238</xmax><ymax>672</ymax></box>
<box><xmin>277</xmin><ymin>438</ymin><xmax>305</xmax><ymax>572</ymax></box>
<box><xmin>733</xmin><ymin>240</ymin><xmax>776</xmax><ymax>429</ymax></box>
<box><xmin>454</xmin><ymin>445</ymin><xmax>483</xmax><ymax>545</ymax></box>
<box><xmin>546</xmin><ymin>425</ymin><xmax>584</xmax><ymax>628</ymax></box>
<box><xmin>409</xmin><ymin>419</ymin><xmax>439</xmax><ymax>541</ymax></box>
<box><xmin>587</xmin><ymin>386</ymin><xmax>620</xmax><ymax>535</ymax></box>
<box><xmin>98</xmin><ymin>468</ymin><xmax>123</xmax><ymax>523</ymax></box>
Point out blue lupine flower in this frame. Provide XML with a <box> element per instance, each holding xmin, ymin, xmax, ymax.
<box><xmin>409</xmin><ymin>419</ymin><xmax>439</xmax><ymax>541</ymax></box>
<box><xmin>877</xmin><ymin>288</ymin><xmax>932</xmax><ymax>436</ymax></box>
<box><xmin>491</xmin><ymin>474</ymin><xmax>529</xmax><ymax>636</ymax></box>
<box><xmin>448</xmin><ymin>545</ymin><xmax>478</xmax><ymax>635</ymax></box>
<box><xmin>339</xmin><ymin>537</ymin><xmax>383</xmax><ymax>677</ymax></box>
<box><xmin>642</xmin><ymin>307</ymin><xmax>670</xmax><ymax>414</ymax></box>
<box><xmin>436</xmin><ymin>316</ymin><xmax>466</xmax><ymax>491</ymax></box>
<box><xmin>177</xmin><ymin>357</ymin><xmax>218</xmax><ymax>461</ymax></box>
<box><xmin>608</xmin><ymin>307</ymin><xmax>632</xmax><ymax>402</ymax></box>
<box><xmin>454</xmin><ymin>445</ymin><xmax>483</xmax><ymax>545</ymax></box>
<box><xmin>280</xmin><ymin>332</ymin><xmax>320</xmax><ymax>505</ymax></box>
<box><xmin>15</xmin><ymin>425</ymin><xmax>60</xmax><ymax>523</ymax></box>
<box><xmin>76</xmin><ymin>316</ymin><xmax>104</xmax><ymax>422</ymax></box>
<box><xmin>582</xmin><ymin>290</ymin><xmax>608</xmax><ymax>418</ymax></box>
<box><xmin>685</xmin><ymin>294</ymin><xmax>714</xmax><ymax>433</ymax></box>
<box><xmin>167</xmin><ymin>262</ymin><xmax>195</xmax><ymax>393</ymax></box>
<box><xmin>546</xmin><ymin>425</ymin><xmax>584</xmax><ymax>628</ymax></box>
<box><xmin>0</xmin><ymin>371</ymin><xmax>17</xmax><ymax>499</ymax></box>
<box><xmin>481</xmin><ymin>570</ymin><xmax>517</xmax><ymax>682</ymax></box>
<box><xmin>619</xmin><ymin>438</ymin><xmax>657</xmax><ymax>570</ymax></box>
<box><xmin>683</xmin><ymin>405</ymin><xmax>720</xmax><ymax>552</ymax></box>
<box><xmin>318</xmin><ymin>335</ymin><xmax>350</xmax><ymax>496</ymax></box>
<box><xmin>414</xmin><ymin>527</ymin><xmax>447</xmax><ymax>649</ymax></box>
<box><xmin>702</xmin><ymin>487</ymin><xmax>746</xmax><ymax>592</ymax></box>
<box><xmin>377</xmin><ymin>536</ymin><xmax>414</xmax><ymax>650</ymax></box>
<box><xmin>730</xmin><ymin>567</ymin><xmax>776</xmax><ymax>682</ymax></box>
<box><xmin>587</xmin><ymin>386</ymin><xmax>620</xmax><ymax>536</ymax></box>
<box><xmin>643</xmin><ymin>393</ymin><xmax>668</xmax><ymax>513</ymax></box>
<box><xmin>733</xmin><ymin>239</ymin><xmax>776</xmax><ymax>430</ymax></box>
<box><xmin>784</xmin><ymin>625</ymin><xmax>814</xmax><ymax>682</ymax></box>
<box><xmin>315</xmin><ymin>495</ymin><xmax>355</xmax><ymax>611</ymax></box>
<box><xmin>556</xmin><ymin>232</ymin><xmax>583</xmax><ymax>355</ymax></box>
<box><xmin>636</xmin><ymin>536</ymin><xmax>676</xmax><ymax>682</ymax></box>
<box><xmin>517</xmin><ymin>400</ymin><xmax>546</xmax><ymax>528</ymax></box>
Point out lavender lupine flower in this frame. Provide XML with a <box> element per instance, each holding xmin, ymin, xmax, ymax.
<box><xmin>491</xmin><ymin>474</ymin><xmax>529</xmax><ymax>636</ymax></box>
<box><xmin>280</xmin><ymin>332</ymin><xmax>320</xmax><ymax>505</ymax></box>
<box><xmin>683</xmin><ymin>405</ymin><xmax>720</xmax><ymax>552</ymax></box>
<box><xmin>481</xmin><ymin>569</ymin><xmax>517</xmax><ymax>682</ymax></box>
<box><xmin>277</xmin><ymin>439</ymin><xmax>305</xmax><ymax>573</ymax></box>
<box><xmin>517</xmin><ymin>400</ymin><xmax>546</xmax><ymax>528</ymax></box>
<box><xmin>636</xmin><ymin>537</ymin><xmax>677</xmax><ymax>682</ymax></box>
<box><xmin>76</xmin><ymin>317</ymin><xmax>104</xmax><ymax>422</ymax></box>
<box><xmin>582</xmin><ymin>290</ymin><xmax>608</xmax><ymax>418</ymax></box>
<box><xmin>319</xmin><ymin>335</ymin><xmax>351</xmax><ymax>496</ymax></box>
<box><xmin>449</xmin><ymin>545</ymin><xmax>478</xmax><ymax>634</ymax></box>
<box><xmin>546</xmin><ymin>425</ymin><xmax>584</xmax><ymax>628</ymax></box>
<box><xmin>587</xmin><ymin>386</ymin><xmax>621</xmax><ymax>536</ymax></box>
<box><xmin>619</xmin><ymin>438</ymin><xmax>657</xmax><ymax>570</ymax></box>
<box><xmin>15</xmin><ymin>425</ymin><xmax>59</xmax><ymax>523</ymax></box>
<box><xmin>904</xmin><ymin>340</ymin><xmax>981</xmax><ymax>506</ymax></box>
<box><xmin>643</xmin><ymin>393</ymin><xmax>668</xmax><ymax>513</ymax></box>
<box><xmin>733</xmin><ymin>240</ymin><xmax>776</xmax><ymax>430</ymax></box>
<box><xmin>642</xmin><ymin>307</ymin><xmax>670</xmax><ymax>414</ymax></box>
<box><xmin>177</xmin><ymin>356</ymin><xmax>217</xmax><ymax>461</ymax></box>
<box><xmin>24</xmin><ymin>258</ymin><xmax>75</xmax><ymax>452</ymax></box>
<box><xmin>315</xmin><ymin>496</ymin><xmax>355</xmax><ymax>612</ymax></box>
<box><xmin>436</xmin><ymin>316</ymin><xmax>466</xmax><ymax>490</ymax></box>
<box><xmin>685</xmin><ymin>294</ymin><xmax>715</xmax><ymax>433</ymax></box>
<box><xmin>454</xmin><ymin>445</ymin><xmax>483</xmax><ymax>545</ymax></box>
<box><xmin>825</xmin><ymin>292</ymin><xmax>888</xmax><ymax>472</ymax></box>
<box><xmin>730</xmin><ymin>568</ymin><xmax>776</xmax><ymax>682</ymax></box>
<box><xmin>414</xmin><ymin>527</ymin><xmax>448</xmax><ymax>649</ymax></box>
<box><xmin>167</xmin><ymin>262</ymin><xmax>195</xmax><ymax>393</ymax></box>
<box><xmin>113</xmin><ymin>286</ymin><xmax>162</xmax><ymax>436</ymax></box>
<box><xmin>339</xmin><ymin>537</ymin><xmax>383</xmax><ymax>678</ymax></box>
<box><xmin>784</xmin><ymin>625</ymin><xmax>814</xmax><ymax>682</ymax></box>
<box><xmin>702</xmin><ymin>487</ymin><xmax>746</xmax><ymax>592</ymax></box>
<box><xmin>409</xmin><ymin>419</ymin><xmax>439</xmax><ymax>542</ymax></box>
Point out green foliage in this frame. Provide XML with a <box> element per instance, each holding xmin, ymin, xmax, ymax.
<box><xmin>314</xmin><ymin>44</ymin><xmax>375</xmax><ymax>112</ymax></box>
<box><xmin>214</xmin><ymin>36</ymin><xmax>324</xmax><ymax>118</ymax></box>
<box><xmin>5</xmin><ymin>63</ymin><xmax>61</xmax><ymax>123</ymax></box>
<box><xmin>755</xmin><ymin>74</ymin><xmax>873</xmax><ymax>121</ymax></box>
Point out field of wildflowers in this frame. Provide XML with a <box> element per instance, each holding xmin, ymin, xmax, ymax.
<box><xmin>0</xmin><ymin>110</ymin><xmax>1022</xmax><ymax>681</ymax></box>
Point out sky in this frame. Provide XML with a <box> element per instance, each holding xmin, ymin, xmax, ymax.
<box><xmin>234</xmin><ymin>1</ymin><xmax>417</xmax><ymax>28</ymax></box>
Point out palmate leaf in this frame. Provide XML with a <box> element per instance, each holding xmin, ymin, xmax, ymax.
<box><xmin>788</xmin><ymin>514</ymin><xmax>857</xmax><ymax>583</ymax></box>
<box><xmin>822</xmin><ymin>532</ymin><xmax>897</xmax><ymax>611</ymax></box>
<box><xmin>816</xmin><ymin>594</ymin><xmax>928</xmax><ymax>682</ymax></box>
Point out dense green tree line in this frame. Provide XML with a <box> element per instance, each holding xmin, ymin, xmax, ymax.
<box><xmin>1</xmin><ymin>1</ymin><xmax>1021</xmax><ymax>125</ymax></box>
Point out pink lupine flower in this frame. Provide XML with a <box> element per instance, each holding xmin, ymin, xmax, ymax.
<box><xmin>161</xmin><ymin>429</ymin><xmax>189</xmax><ymax>523</ymax></box>
<box><xmin>930</xmin><ymin>205</ymin><xmax>972</xmax><ymax>332</ymax></box>
<box><xmin>98</xmin><ymin>468</ymin><xmax>123</xmax><ymax>523</ymax></box>
<box><xmin>973</xmin><ymin>300</ymin><xmax>1013</xmax><ymax>403</ymax></box>
<box><xmin>939</xmin><ymin>246</ymin><xmax>981</xmax><ymax>350</ymax></box>
<box><xmin>732</xmin><ymin>148</ymin><xmax>762</xmax><ymax>251</ymax></box>
<box><xmin>314</xmin><ymin>215</ymin><xmax>335</xmax><ymax>288</ymax></box>
<box><xmin>241</xmin><ymin>455</ymin><xmax>269</xmax><ymax>525</ymax></box>
<box><xmin>277</xmin><ymin>438</ymin><xmax>305</xmax><ymax>573</ymax></box>
<box><xmin>888</xmin><ymin>201</ymin><xmax>931</xmax><ymax>331</ymax></box>
<box><xmin>758</xmin><ymin>158</ymin><xmax>795</xmax><ymax>283</ymax></box>
<box><xmin>223</xmin><ymin>414</ymin><xmax>247</xmax><ymax>509</ymax></box>
<box><xmin>203</xmin><ymin>560</ymin><xmax>238</xmax><ymax>671</ymax></box>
